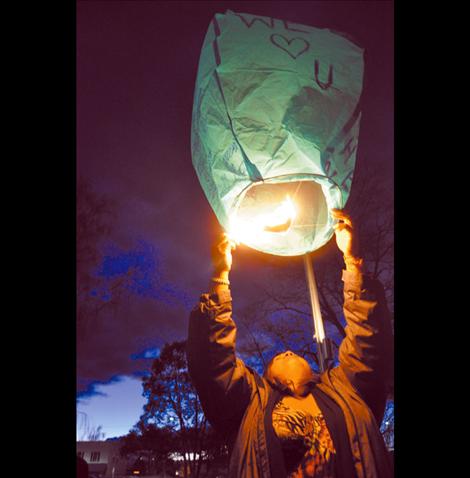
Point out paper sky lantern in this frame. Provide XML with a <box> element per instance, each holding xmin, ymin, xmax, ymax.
<box><xmin>191</xmin><ymin>10</ymin><xmax>364</xmax><ymax>256</ymax></box>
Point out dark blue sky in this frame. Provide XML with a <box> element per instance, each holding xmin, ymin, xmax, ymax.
<box><xmin>77</xmin><ymin>0</ymin><xmax>393</xmax><ymax>439</ymax></box>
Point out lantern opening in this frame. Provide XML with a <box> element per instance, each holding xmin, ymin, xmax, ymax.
<box><xmin>229</xmin><ymin>177</ymin><xmax>335</xmax><ymax>256</ymax></box>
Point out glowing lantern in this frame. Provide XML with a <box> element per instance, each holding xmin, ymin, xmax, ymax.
<box><xmin>192</xmin><ymin>10</ymin><xmax>364</xmax><ymax>256</ymax></box>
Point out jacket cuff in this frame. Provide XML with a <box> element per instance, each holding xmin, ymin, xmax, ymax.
<box><xmin>342</xmin><ymin>269</ymin><xmax>364</xmax><ymax>297</ymax></box>
<box><xmin>200</xmin><ymin>289</ymin><xmax>232</xmax><ymax>306</ymax></box>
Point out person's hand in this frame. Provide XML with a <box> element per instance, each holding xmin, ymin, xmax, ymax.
<box><xmin>330</xmin><ymin>209</ymin><xmax>358</xmax><ymax>259</ymax></box>
<box><xmin>211</xmin><ymin>233</ymin><xmax>237</xmax><ymax>275</ymax></box>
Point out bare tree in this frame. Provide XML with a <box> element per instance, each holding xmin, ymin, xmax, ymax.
<box><xmin>77</xmin><ymin>178</ymin><xmax>125</xmax><ymax>341</ymax></box>
<box><xmin>77</xmin><ymin>411</ymin><xmax>106</xmax><ymax>441</ymax></box>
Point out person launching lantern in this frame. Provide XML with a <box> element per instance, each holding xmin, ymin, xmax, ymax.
<box><xmin>189</xmin><ymin>11</ymin><xmax>392</xmax><ymax>477</ymax></box>
<box><xmin>187</xmin><ymin>209</ymin><xmax>394</xmax><ymax>478</ymax></box>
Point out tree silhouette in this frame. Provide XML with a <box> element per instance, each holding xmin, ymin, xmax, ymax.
<box><xmin>380</xmin><ymin>400</ymin><xmax>394</xmax><ymax>451</ymax></box>
<box><xmin>137</xmin><ymin>341</ymin><xmax>228</xmax><ymax>478</ymax></box>
<box><xmin>77</xmin><ymin>177</ymin><xmax>118</xmax><ymax>341</ymax></box>
<box><xmin>120</xmin><ymin>424</ymin><xmax>176</xmax><ymax>476</ymax></box>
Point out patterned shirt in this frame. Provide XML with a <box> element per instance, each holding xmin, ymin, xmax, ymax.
<box><xmin>272</xmin><ymin>397</ymin><xmax>337</xmax><ymax>477</ymax></box>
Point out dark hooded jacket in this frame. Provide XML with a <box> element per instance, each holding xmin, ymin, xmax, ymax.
<box><xmin>187</xmin><ymin>269</ymin><xmax>394</xmax><ymax>478</ymax></box>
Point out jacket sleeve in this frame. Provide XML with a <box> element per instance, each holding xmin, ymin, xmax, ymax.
<box><xmin>334</xmin><ymin>269</ymin><xmax>394</xmax><ymax>422</ymax></box>
<box><xmin>186</xmin><ymin>288</ymin><xmax>257</xmax><ymax>433</ymax></box>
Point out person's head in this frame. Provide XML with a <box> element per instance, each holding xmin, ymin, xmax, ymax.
<box><xmin>263</xmin><ymin>350</ymin><xmax>320</xmax><ymax>397</ymax></box>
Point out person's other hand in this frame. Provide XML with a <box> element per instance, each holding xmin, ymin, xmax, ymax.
<box><xmin>331</xmin><ymin>209</ymin><xmax>358</xmax><ymax>258</ymax></box>
<box><xmin>211</xmin><ymin>233</ymin><xmax>237</xmax><ymax>275</ymax></box>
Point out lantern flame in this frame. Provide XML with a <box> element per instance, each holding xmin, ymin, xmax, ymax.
<box><xmin>229</xmin><ymin>196</ymin><xmax>297</xmax><ymax>244</ymax></box>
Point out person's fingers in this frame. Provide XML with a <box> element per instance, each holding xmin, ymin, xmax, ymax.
<box><xmin>331</xmin><ymin>208</ymin><xmax>343</xmax><ymax>216</ymax></box>
<box><xmin>219</xmin><ymin>235</ymin><xmax>230</xmax><ymax>248</ymax></box>
<box><xmin>331</xmin><ymin>209</ymin><xmax>350</xmax><ymax>220</ymax></box>
<box><xmin>218</xmin><ymin>237</ymin><xmax>236</xmax><ymax>256</ymax></box>
<box><xmin>220</xmin><ymin>237</ymin><xmax>228</xmax><ymax>247</ymax></box>
<box><xmin>331</xmin><ymin>209</ymin><xmax>353</xmax><ymax>228</ymax></box>
<box><xmin>222</xmin><ymin>232</ymin><xmax>236</xmax><ymax>248</ymax></box>
<box><xmin>333</xmin><ymin>223</ymin><xmax>350</xmax><ymax>233</ymax></box>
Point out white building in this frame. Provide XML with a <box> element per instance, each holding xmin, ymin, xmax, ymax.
<box><xmin>77</xmin><ymin>440</ymin><xmax>128</xmax><ymax>477</ymax></box>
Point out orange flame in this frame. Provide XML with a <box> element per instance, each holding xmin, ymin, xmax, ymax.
<box><xmin>229</xmin><ymin>196</ymin><xmax>297</xmax><ymax>244</ymax></box>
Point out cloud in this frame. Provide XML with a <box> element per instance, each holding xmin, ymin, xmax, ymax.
<box><xmin>77</xmin><ymin>375</ymin><xmax>125</xmax><ymax>402</ymax></box>
<box><xmin>77</xmin><ymin>295</ymin><xmax>187</xmax><ymax>393</ymax></box>
<box><xmin>77</xmin><ymin>238</ymin><xmax>196</xmax><ymax>393</ymax></box>
<box><xmin>77</xmin><ymin>375</ymin><xmax>147</xmax><ymax>439</ymax></box>
<box><xmin>93</xmin><ymin>239</ymin><xmax>193</xmax><ymax>310</ymax></box>
<box><xmin>130</xmin><ymin>347</ymin><xmax>160</xmax><ymax>360</ymax></box>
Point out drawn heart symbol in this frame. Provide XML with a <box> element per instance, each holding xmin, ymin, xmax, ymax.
<box><xmin>270</xmin><ymin>34</ymin><xmax>310</xmax><ymax>59</ymax></box>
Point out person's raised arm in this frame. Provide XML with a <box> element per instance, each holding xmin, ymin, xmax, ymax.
<box><xmin>330</xmin><ymin>209</ymin><xmax>393</xmax><ymax>422</ymax></box>
<box><xmin>187</xmin><ymin>233</ymin><xmax>257</xmax><ymax>433</ymax></box>
<box><xmin>209</xmin><ymin>233</ymin><xmax>233</xmax><ymax>295</ymax></box>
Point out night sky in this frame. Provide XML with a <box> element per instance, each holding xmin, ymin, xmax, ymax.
<box><xmin>76</xmin><ymin>0</ymin><xmax>393</xmax><ymax>440</ymax></box>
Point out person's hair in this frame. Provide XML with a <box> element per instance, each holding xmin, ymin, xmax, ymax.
<box><xmin>263</xmin><ymin>354</ymin><xmax>321</xmax><ymax>397</ymax></box>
